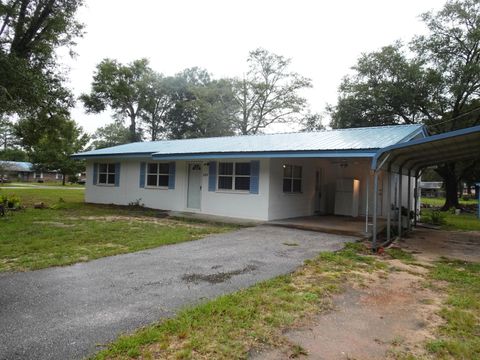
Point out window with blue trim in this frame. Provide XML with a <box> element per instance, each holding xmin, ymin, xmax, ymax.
<box><xmin>98</xmin><ymin>163</ymin><xmax>116</xmax><ymax>185</ymax></box>
<box><xmin>146</xmin><ymin>163</ymin><xmax>170</xmax><ymax>187</ymax></box>
<box><xmin>218</xmin><ymin>162</ymin><xmax>250</xmax><ymax>191</ymax></box>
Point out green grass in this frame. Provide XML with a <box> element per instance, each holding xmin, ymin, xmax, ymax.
<box><xmin>93</xmin><ymin>243</ymin><xmax>385</xmax><ymax>360</ymax></box>
<box><xmin>421</xmin><ymin>197</ymin><xmax>478</xmax><ymax>207</ymax></box>
<box><xmin>0</xmin><ymin>188</ymin><xmax>236</xmax><ymax>272</ymax></box>
<box><xmin>421</xmin><ymin>208</ymin><xmax>480</xmax><ymax>231</ymax></box>
<box><xmin>425</xmin><ymin>258</ymin><xmax>480</xmax><ymax>359</ymax></box>
<box><xmin>385</xmin><ymin>248</ymin><xmax>415</xmax><ymax>263</ymax></box>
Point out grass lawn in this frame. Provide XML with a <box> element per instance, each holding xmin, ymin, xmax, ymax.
<box><xmin>421</xmin><ymin>196</ymin><xmax>478</xmax><ymax>207</ymax></box>
<box><xmin>420</xmin><ymin>208</ymin><xmax>480</xmax><ymax>231</ymax></box>
<box><xmin>94</xmin><ymin>243</ymin><xmax>386</xmax><ymax>360</ymax></box>
<box><xmin>0</xmin><ymin>188</ymin><xmax>237</xmax><ymax>272</ymax></box>
<box><xmin>426</xmin><ymin>258</ymin><xmax>480</xmax><ymax>359</ymax></box>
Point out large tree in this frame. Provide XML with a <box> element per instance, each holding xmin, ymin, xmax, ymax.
<box><xmin>0</xmin><ymin>0</ymin><xmax>84</xmax><ymax>116</ymax></box>
<box><xmin>15</xmin><ymin>111</ymin><xmax>88</xmax><ymax>184</ymax></box>
<box><xmin>232</xmin><ymin>48</ymin><xmax>312</xmax><ymax>135</ymax></box>
<box><xmin>91</xmin><ymin>121</ymin><xmax>130</xmax><ymax>149</ymax></box>
<box><xmin>80</xmin><ymin>58</ymin><xmax>152</xmax><ymax>142</ymax></box>
<box><xmin>329</xmin><ymin>0</ymin><xmax>480</xmax><ymax>210</ymax></box>
<box><xmin>164</xmin><ymin>68</ymin><xmax>237</xmax><ymax>139</ymax></box>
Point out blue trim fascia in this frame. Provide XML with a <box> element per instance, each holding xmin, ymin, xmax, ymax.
<box><xmin>71</xmin><ymin>152</ymin><xmax>153</xmax><ymax>160</ymax></box>
<box><xmin>399</xmin><ymin>125</ymin><xmax>427</xmax><ymax>143</ymax></box>
<box><xmin>371</xmin><ymin>125</ymin><xmax>480</xmax><ymax>170</ymax></box>
<box><xmin>151</xmin><ymin>150</ymin><xmax>378</xmax><ymax>160</ymax></box>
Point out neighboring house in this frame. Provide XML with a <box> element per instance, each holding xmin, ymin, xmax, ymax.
<box><xmin>0</xmin><ymin>161</ymin><xmax>63</xmax><ymax>182</ymax></box>
<box><xmin>0</xmin><ymin>161</ymin><xmax>33</xmax><ymax>181</ymax></box>
<box><xmin>420</xmin><ymin>181</ymin><xmax>444</xmax><ymax>198</ymax></box>
<box><xmin>73</xmin><ymin>124</ymin><xmax>425</xmax><ymax>222</ymax></box>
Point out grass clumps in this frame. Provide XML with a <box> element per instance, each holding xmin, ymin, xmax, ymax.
<box><xmin>426</xmin><ymin>258</ymin><xmax>480</xmax><ymax>359</ymax></box>
<box><xmin>94</xmin><ymin>242</ymin><xmax>384</xmax><ymax>360</ymax></box>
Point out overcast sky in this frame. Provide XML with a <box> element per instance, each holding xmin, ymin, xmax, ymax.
<box><xmin>65</xmin><ymin>0</ymin><xmax>445</xmax><ymax>135</ymax></box>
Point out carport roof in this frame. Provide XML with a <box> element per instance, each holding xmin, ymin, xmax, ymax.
<box><xmin>371</xmin><ymin>125</ymin><xmax>480</xmax><ymax>175</ymax></box>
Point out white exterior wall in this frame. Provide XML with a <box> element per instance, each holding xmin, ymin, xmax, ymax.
<box><xmin>267</xmin><ymin>158</ymin><xmax>316</xmax><ymax>220</ymax></box>
<box><xmin>84</xmin><ymin>157</ymin><xmax>416</xmax><ymax>222</ymax></box>
<box><xmin>85</xmin><ymin>158</ymin><xmax>271</xmax><ymax>221</ymax></box>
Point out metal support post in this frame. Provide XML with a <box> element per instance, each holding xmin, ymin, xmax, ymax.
<box><xmin>372</xmin><ymin>171</ymin><xmax>379</xmax><ymax>251</ymax></box>
<box><xmin>398</xmin><ymin>167</ymin><xmax>403</xmax><ymax>238</ymax></box>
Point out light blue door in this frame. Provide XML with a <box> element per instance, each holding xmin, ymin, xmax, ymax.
<box><xmin>187</xmin><ymin>163</ymin><xmax>202</xmax><ymax>209</ymax></box>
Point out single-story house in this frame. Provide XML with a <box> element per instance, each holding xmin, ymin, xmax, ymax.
<box><xmin>0</xmin><ymin>161</ymin><xmax>64</xmax><ymax>182</ymax></box>
<box><xmin>73</xmin><ymin>124</ymin><xmax>425</xmax><ymax>222</ymax></box>
<box><xmin>420</xmin><ymin>181</ymin><xmax>443</xmax><ymax>198</ymax></box>
<box><xmin>0</xmin><ymin>161</ymin><xmax>34</xmax><ymax>181</ymax></box>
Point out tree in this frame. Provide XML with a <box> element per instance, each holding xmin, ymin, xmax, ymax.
<box><xmin>80</xmin><ymin>58</ymin><xmax>152</xmax><ymax>142</ymax></box>
<box><xmin>161</xmin><ymin>68</ymin><xmax>237</xmax><ymax>139</ymax></box>
<box><xmin>0</xmin><ymin>0</ymin><xmax>84</xmax><ymax>116</ymax></box>
<box><xmin>91</xmin><ymin>121</ymin><xmax>130</xmax><ymax>149</ymax></box>
<box><xmin>329</xmin><ymin>0</ymin><xmax>480</xmax><ymax>209</ymax></box>
<box><xmin>15</xmin><ymin>110</ymin><xmax>88</xmax><ymax>185</ymax></box>
<box><xmin>0</xmin><ymin>118</ymin><xmax>17</xmax><ymax>150</ymax></box>
<box><xmin>232</xmin><ymin>48</ymin><xmax>312</xmax><ymax>135</ymax></box>
<box><xmin>301</xmin><ymin>112</ymin><xmax>325</xmax><ymax>132</ymax></box>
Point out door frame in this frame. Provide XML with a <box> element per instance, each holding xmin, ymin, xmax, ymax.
<box><xmin>186</xmin><ymin>162</ymin><xmax>203</xmax><ymax>210</ymax></box>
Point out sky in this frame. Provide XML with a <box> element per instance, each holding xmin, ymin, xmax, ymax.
<box><xmin>65</xmin><ymin>0</ymin><xmax>446</xmax><ymax>135</ymax></box>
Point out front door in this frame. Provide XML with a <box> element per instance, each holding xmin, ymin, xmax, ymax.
<box><xmin>314</xmin><ymin>168</ymin><xmax>327</xmax><ymax>214</ymax></box>
<box><xmin>187</xmin><ymin>163</ymin><xmax>202</xmax><ymax>209</ymax></box>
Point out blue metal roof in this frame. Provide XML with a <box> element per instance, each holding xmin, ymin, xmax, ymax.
<box><xmin>0</xmin><ymin>161</ymin><xmax>33</xmax><ymax>172</ymax></box>
<box><xmin>73</xmin><ymin>124</ymin><xmax>424</xmax><ymax>159</ymax></box>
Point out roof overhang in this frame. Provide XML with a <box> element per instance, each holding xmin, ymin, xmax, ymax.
<box><xmin>151</xmin><ymin>149</ymin><xmax>378</xmax><ymax>160</ymax></box>
<box><xmin>371</xmin><ymin>125</ymin><xmax>480</xmax><ymax>175</ymax></box>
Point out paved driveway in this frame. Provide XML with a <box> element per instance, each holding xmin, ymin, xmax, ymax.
<box><xmin>0</xmin><ymin>225</ymin><xmax>357</xmax><ymax>360</ymax></box>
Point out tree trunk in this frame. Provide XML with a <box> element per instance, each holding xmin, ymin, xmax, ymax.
<box><xmin>441</xmin><ymin>164</ymin><xmax>459</xmax><ymax>210</ymax></box>
<box><xmin>129</xmin><ymin>113</ymin><xmax>137</xmax><ymax>142</ymax></box>
<box><xmin>62</xmin><ymin>173</ymin><xmax>66</xmax><ymax>186</ymax></box>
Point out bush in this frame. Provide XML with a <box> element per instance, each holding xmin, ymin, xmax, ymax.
<box><xmin>420</xmin><ymin>209</ymin><xmax>446</xmax><ymax>225</ymax></box>
<box><xmin>0</xmin><ymin>193</ymin><xmax>21</xmax><ymax>209</ymax></box>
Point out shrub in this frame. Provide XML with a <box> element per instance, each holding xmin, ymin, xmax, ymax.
<box><xmin>0</xmin><ymin>193</ymin><xmax>21</xmax><ymax>209</ymax></box>
<box><xmin>420</xmin><ymin>209</ymin><xmax>446</xmax><ymax>225</ymax></box>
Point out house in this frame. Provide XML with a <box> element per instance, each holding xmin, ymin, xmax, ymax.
<box><xmin>73</xmin><ymin>124</ymin><xmax>425</xmax><ymax>222</ymax></box>
<box><xmin>0</xmin><ymin>161</ymin><xmax>34</xmax><ymax>181</ymax></box>
<box><xmin>0</xmin><ymin>161</ymin><xmax>64</xmax><ymax>182</ymax></box>
<box><xmin>420</xmin><ymin>181</ymin><xmax>443</xmax><ymax>198</ymax></box>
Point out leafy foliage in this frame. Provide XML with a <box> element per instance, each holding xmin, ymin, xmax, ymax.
<box><xmin>0</xmin><ymin>0</ymin><xmax>84</xmax><ymax>116</ymax></box>
<box><xmin>329</xmin><ymin>0</ymin><xmax>480</xmax><ymax>209</ymax></box>
<box><xmin>232</xmin><ymin>48</ymin><xmax>312</xmax><ymax>134</ymax></box>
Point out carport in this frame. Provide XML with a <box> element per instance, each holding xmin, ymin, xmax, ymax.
<box><xmin>370</xmin><ymin>125</ymin><xmax>480</xmax><ymax>250</ymax></box>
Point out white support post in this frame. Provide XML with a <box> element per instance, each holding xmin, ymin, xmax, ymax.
<box><xmin>372</xmin><ymin>171</ymin><xmax>379</xmax><ymax>251</ymax></box>
<box><xmin>386</xmin><ymin>167</ymin><xmax>391</xmax><ymax>243</ymax></box>
<box><xmin>365</xmin><ymin>173</ymin><xmax>369</xmax><ymax>233</ymax></box>
<box><xmin>398</xmin><ymin>167</ymin><xmax>403</xmax><ymax>238</ymax></box>
<box><xmin>407</xmin><ymin>169</ymin><xmax>412</xmax><ymax>232</ymax></box>
<box><xmin>414</xmin><ymin>172</ymin><xmax>419</xmax><ymax>227</ymax></box>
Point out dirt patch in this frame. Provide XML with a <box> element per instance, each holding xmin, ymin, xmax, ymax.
<box><xmin>252</xmin><ymin>228</ymin><xmax>480</xmax><ymax>360</ymax></box>
<box><xmin>399</xmin><ymin>227</ymin><xmax>480</xmax><ymax>262</ymax></box>
<box><xmin>68</xmin><ymin>215</ymin><xmax>211</xmax><ymax>228</ymax></box>
<box><xmin>182</xmin><ymin>265</ymin><xmax>258</xmax><ymax>284</ymax></box>
<box><xmin>254</xmin><ymin>262</ymin><xmax>443</xmax><ymax>360</ymax></box>
<box><xmin>32</xmin><ymin>221</ymin><xmax>75</xmax><ymax>228</ymax></box>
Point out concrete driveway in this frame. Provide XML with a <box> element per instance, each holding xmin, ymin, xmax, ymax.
<box><xmin>0</xmin><ymin>225</ymin><xmax>357</xmax><ymax>360</ymax></box>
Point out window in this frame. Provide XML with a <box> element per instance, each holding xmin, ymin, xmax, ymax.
<box><xmin>146</xmin><ymin>162</ymin><xmax>169</xmax><ymax>187</ymax></box>
<box><xmin>98</xmin><ymin>163</ymin><xmax>116</xmax><ymax>185</ymax></box>
<box><xmin>283</xmin><ymin>165</ymin><xmax>302</xmax><ymax>193</ymax></box>
<box><xmin>218</xmin><ymin>162</ymin><xmax>250</xmax><ymax>191</ymax></box>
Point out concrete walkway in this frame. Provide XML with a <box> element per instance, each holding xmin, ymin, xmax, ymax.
<box><xmin>0</xmin><ymin>225</ymin><xmax>357</xmax><ymax>360</ymax></box>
